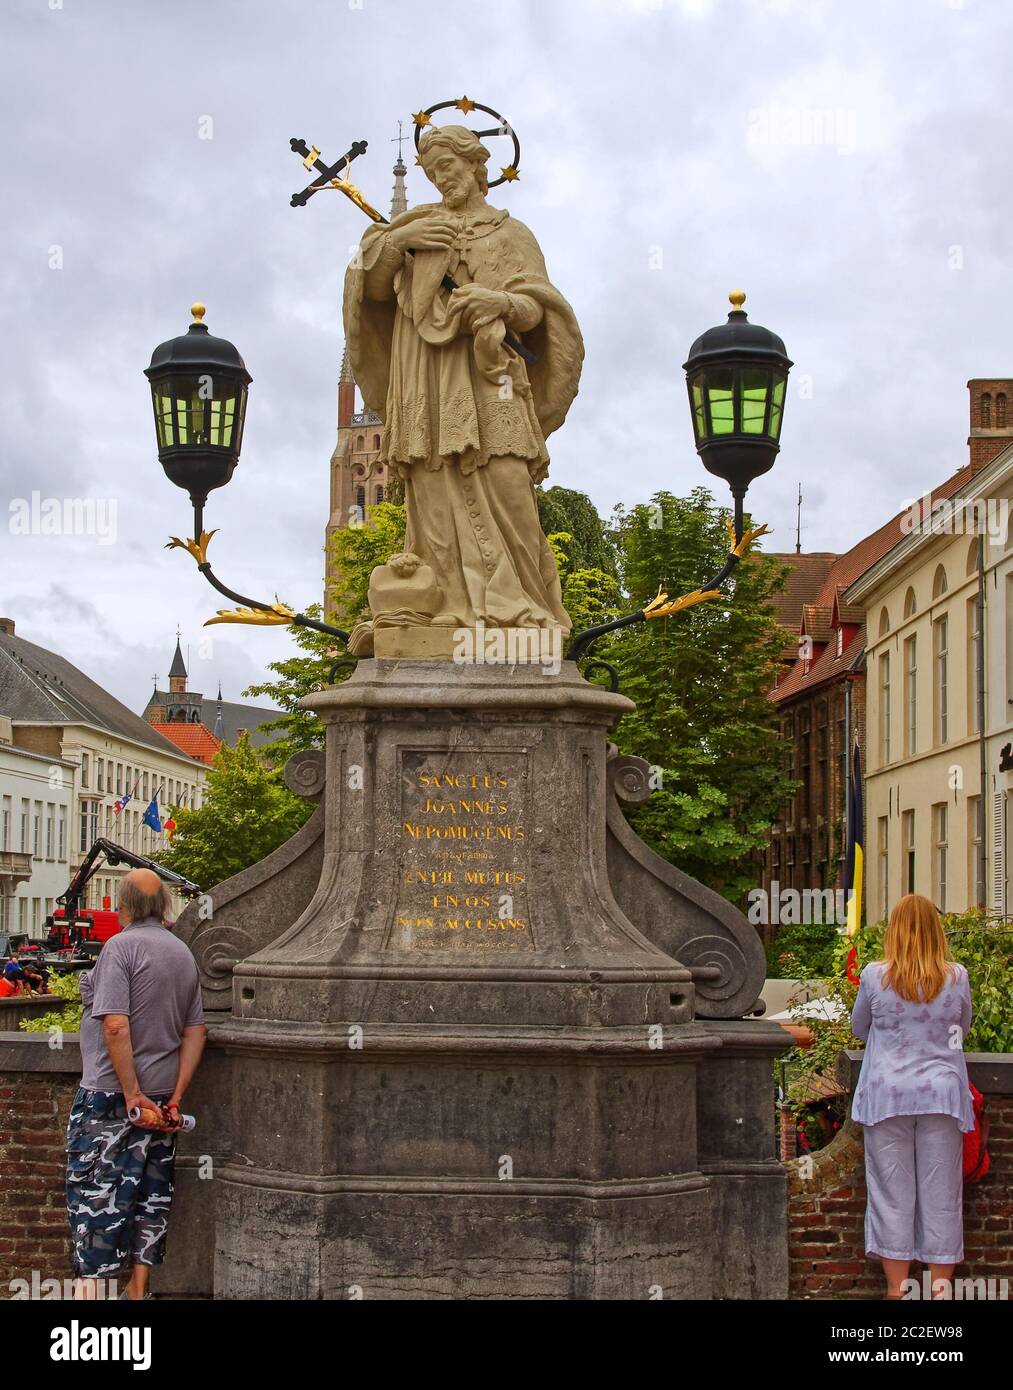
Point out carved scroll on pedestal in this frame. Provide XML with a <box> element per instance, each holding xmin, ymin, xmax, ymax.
<box><xmin>174</xmin><ymin>751</ymin><xmax>327</xmax><ymax>1010</ymax></box>
<box><xmin>604</xmin><ymin>747</ymin><xmax>766</xmax><ymax>1019</ymax></box>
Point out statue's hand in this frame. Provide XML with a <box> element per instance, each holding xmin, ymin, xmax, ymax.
<box><xmin>388</xmin><ymin>217</ymin><xmax>458</xmax><ymax>254</ymax></box>
<box><xmin>447</xmin><ymin>284</ymin><xmax>511</xmax><ymax>333</ymax></box>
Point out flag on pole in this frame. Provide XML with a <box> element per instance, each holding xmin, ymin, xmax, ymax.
<box><xmin>114</xmin><ymin>775</ymin><xmax>140</xmax><ymax>816</ymax></box>
<box><xmin>843</xmin><ymin>739</ymin><xmax>864</xmax><ymax>984</ymax></box>
<box><xmin>142</xmin><ymin>790</ymin><xmax>163</xmax><ymax>833</ymax></box>
<box><xmin>163</xmin><ymin>789</ymin><xmax>188</xmax><ymax>841</ymax></box>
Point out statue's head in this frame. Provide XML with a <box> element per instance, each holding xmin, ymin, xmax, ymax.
<box><xmin>419</xmin><ymin>125</ymin><xmax>490</xmax><ymax>208</ymax></box>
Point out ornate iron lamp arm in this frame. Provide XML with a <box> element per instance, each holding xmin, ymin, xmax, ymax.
<box><xmin>566</xmin><ymin>518</ymin><xmax>768</xmax><ymax>668</ymax></box>
<box><xmin>165</xmin><ymin>503</ymin><xmax>350</xmax><ymax>642</ymax></box>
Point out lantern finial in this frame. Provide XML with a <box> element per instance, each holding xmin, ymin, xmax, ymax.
<box><xmin>191</xmin><ymin>302</ymin><xmax>206</xmax><ymax>323</ymax></box>
<box><xmin>728</xmin><ymin>289</ymin><xmax>746</xmax><ymax>313</ymax></box>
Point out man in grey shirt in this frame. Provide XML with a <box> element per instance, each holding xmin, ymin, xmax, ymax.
<box><xmin>67</xmin><ymin>868</ymin><xmax>206</xmax><ymax>1301</ymax></box>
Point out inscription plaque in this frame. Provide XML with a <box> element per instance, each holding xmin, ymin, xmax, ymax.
<box><xmin>391</xmin><ymin>749</ymin><xmax>533</xmax><ymax>952</ymax></box>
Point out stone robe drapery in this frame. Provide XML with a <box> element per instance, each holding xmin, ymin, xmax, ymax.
<box><xmin>343</xmin><ymin>202</ymin><xmax>584</xmax><ymax>631</ymax></box>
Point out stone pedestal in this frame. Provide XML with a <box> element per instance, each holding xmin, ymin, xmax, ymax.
<box><xmin>167</xmin><ymin>658</ymin><xmax>789</xmax><ymax>1299</ymax></box>
<box><xmin>233</xmin><ymin>661</ymin><xmax>694</xmax><ymax>1029</ymax></box>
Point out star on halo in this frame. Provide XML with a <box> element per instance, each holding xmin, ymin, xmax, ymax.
<box><xmin>412</xmin><ymin>110</ymin><xmax>432</xmax><ymax>128</ymax></box>
<box><xmin>455</xmin><ymin>96</ymin><xmax>477</xmax><ymax>114</ymax></box>
<box><xmin>500</xmin><ymin>165</ymin><xmax>520</xmax><ymax>182</ymax></box>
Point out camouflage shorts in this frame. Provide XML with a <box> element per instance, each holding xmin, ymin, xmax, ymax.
<box><xmin>65</xmin><ymin>1087</ymin><xmax>177</xmax><ymax>1278</ymax></box>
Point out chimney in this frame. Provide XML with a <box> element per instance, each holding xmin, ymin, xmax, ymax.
<box><xmin>0</xmin><ymin>618</ymin><xmax>15</xmax><ymax>636</ymax></box>
<box><xmin>967</xmin><ymin>378</ymin><xmax>1013</xmax><ymax>471</ymax></box>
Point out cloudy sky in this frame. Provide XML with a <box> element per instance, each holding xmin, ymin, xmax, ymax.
<box><xmin>2</xmin><ymin>0</ymin><xmax>1010</xmax><ymax>712</ymax></box>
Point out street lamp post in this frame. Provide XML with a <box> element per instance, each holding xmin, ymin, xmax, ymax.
<box><xmin>683</xmin><ymin>289</ymin><xmax>793</xmax><ymax>544</ymax></box>
<box><xmin>566</xmin><ymin>290</ymin><xmax>791</xmax><ymax>675</ymax></box>
<box><xmin>145</xmin><ymin>303</ymin><xmax>351</xmax><ymax>643</ymax></box>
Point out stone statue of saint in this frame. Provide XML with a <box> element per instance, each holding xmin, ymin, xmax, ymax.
<box><xmin>343</xmin><ymin>124</ymin><xmax>583</xmax><ymax>656</ymax></box>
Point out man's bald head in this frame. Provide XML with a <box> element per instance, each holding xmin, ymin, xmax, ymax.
<box><xmin>119</xmin><ymin>868</ymin><xmax>172</xmax><ymax>926</ymax></box>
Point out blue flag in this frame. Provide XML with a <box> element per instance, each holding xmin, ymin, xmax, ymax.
<box><xmin>142</xmin><ymin>794</ymin><xmax>162</xmax><ymax>833</ymax></box>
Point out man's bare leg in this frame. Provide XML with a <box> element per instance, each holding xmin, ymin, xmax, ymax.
<box><xmin>929</xmin><ymin>1263</ymin><xmax>955</xmax><ymax>1298</ymax></box>
<box><xmin>123</xmin><ymin>1264</ymin><xmax>151</xmax><ymax>1300</ymax></box>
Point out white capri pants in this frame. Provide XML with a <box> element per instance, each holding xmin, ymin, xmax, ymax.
<box><xmin>863</xmin><ymin>1113</ymin><xmax>964</xmax><ymax>1264</ymax></box>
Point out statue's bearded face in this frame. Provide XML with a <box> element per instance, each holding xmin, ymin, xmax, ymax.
<box><xmin>424</xmin><ymin>149</ymin><xmax>481</xmax><ymax>209</ymax></box>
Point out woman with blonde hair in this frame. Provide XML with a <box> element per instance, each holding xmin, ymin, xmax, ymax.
<box><xmin>850</xmin><ymin>894</ymin><xmax>973</xmax><ymax>1299</ymax></box>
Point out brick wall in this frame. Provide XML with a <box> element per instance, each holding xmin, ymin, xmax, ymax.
<box><xmin>0</xmin><ymin>1036</ymin><xmax>80</xmax><ymax>1291</ymax></box>
<box><xmin>788</xmin><ymin>1055</ymin><xmax>1013</xmax><ymax>1298</ymax></box>
<box><xmin>763</xmin><ymin>676</ymin><xmax>865</xmax><ymax>926</ymax></box>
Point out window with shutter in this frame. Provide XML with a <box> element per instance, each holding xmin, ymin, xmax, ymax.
<box><xmin>992</xmin><ymin>792</ymin><xmax>1007</xmax><ymax>916</ymax></box>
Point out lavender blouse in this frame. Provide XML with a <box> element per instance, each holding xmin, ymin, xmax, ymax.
<box><xmin>850</xmin><ymin>961</ymin><xmax>975</xmax><ymax>1132</ymax></box>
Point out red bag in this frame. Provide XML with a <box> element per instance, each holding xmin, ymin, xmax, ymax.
<box><xmin>962</xmin><ymin>1082</ymin><xmax>990</xmax><ymax>1183</ymax></box>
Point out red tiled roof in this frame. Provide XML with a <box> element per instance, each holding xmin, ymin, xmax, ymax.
<box><xmin>766</xmin><ymin>551</ymin><xmax>839</xmax><ymax>630</ymax></box>
<box><xmin>771</xmin><ymin>460</ymin><xmax>980</xmax><ymax>705</ymax></box>
<box><xmin>831</xmin><ymin>586</ymin><xmax>864</xmax><ymax>627</ymax></box>
<box><xmin>149</xmin><ymin>722</ymin><xmax>222</xmax><ymax>765</ymax></box>
<box><xmin>800</xmin><ymin>604</ymin><xmax>834</xmax><ymax>643</ymax></box>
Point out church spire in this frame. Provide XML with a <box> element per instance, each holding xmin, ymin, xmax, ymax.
<box><xmin>390</xmin><ymin>156</ymin><xmax>408</xmax><ymax>219</ymax></box>
<box><xmin>390</xmin><ymin>120</ymin><xmax>408</xmax><ymax>219</ymax></box>
<box><xmin>213</xmin><ymin>682</ymin><xmax>225</xmax><ymax>741</ymax></box>
<box><xmin>168</xmin><ymin>630</ymin><xmax>187</xmax><ymax>693</ymax></box>
<box><xmin>339</xmin><ymin>343</ymin><xmax>353</xmax><ymax>385</ymax></box>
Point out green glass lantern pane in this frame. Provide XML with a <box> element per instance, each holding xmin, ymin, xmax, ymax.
<box><xmin>691</xmin><ymin>379</ymin><xmax>707</xmax><ymax>439</ymax></box>
<box><xmin>707</xmin><ymin>367</ymin><xmax>735</xmax><ymax>435</ymax></box>
<box><xmin>206</xmin><ymin>398</ymin><xmax>237</xmax><ymax>447</ymax></box>
<box><xmin>154</xmin><ymin>389</ymin><xmax>175</xmax><ymax>448</ymax></box>
<box><xmin>768</xmin><ymin>375</ymin><xmax>786</xmax><ymax>440</ymax></box>
<box><xmin>741</xmin><ymin>368</ymin><xmax>770</xmax><ymax>435</ymax></box>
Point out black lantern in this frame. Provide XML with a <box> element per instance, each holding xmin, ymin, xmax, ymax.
<box><xmin>683</xmin><ymin>290</ymin><xmax>792</xmax><ymax>535</ymax></box>
<box><xmin>144</xmin><ymin>303</ymin><xmax>251</xmax><ymax>507</ymax></box>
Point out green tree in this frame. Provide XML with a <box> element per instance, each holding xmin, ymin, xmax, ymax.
<box><xmin>601</xmin><ymin>488</ymin><xmax>793</xmax><ymax>903</ymax></box>
<box><xmin>547</xmin><ymin>532</ymin><xmax>621</xmax><ymax>635</ymax></box>
<box><xmin>159</xmin><ymin>734</ymin><xmax>313</xmax><ymax>890</ymax></box>
<box><xmin>243</xmin><ymin>604</ymin><xmax>340</xmax><ymax>764</ymax></box>
<box><xmin>326</xmin><ymin>501</ymin><xmax>407</xmax><ymax>624</ymax></box>
<box><xmin>244</xmin><ymin>505</ymin><xmax>410</xmax><ymax>761</ymax></box>
<box><xmin>537</xmin><ymin>486</ymin><xmax>617</xmax><ymax>574</ymax></box>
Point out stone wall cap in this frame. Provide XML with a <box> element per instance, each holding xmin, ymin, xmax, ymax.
<box><xmin>0</xmin><ymin>1031</ymin><xmax>82</xmax><ymax>1075</ymax></box>
<box><xmin>209</xmin><ymin>1018</ymin><xmax>724</xmax><ymax>1058</ymax></box>
<box><xmin>840</xmin><ymin>1047</ymin><xmax>1013</xmax><ymax>1096</ymax></box>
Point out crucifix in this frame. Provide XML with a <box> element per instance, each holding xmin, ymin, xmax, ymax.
<box><xmin>288</xmin><ymin>136</ymin><xmax>369</xmax><ymax>208</ymax></box>
<box><xmin>287</xmin><ymin>111</ymin><xmax>533</xmax><ymax>361</ymax></box>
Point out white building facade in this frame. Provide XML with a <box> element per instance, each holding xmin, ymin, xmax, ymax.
<box><xmin>0</xmin><ymin>620</ymin><xmax>208</xmax><ymax>936</ymax></box>
<box><xmin>0</xmin><ymin>719</ymin><xmax>75</xmax><ymax>935</ymax></box>
<box><xmin>847</xmin><ymin>448</ymin><xmax>1013</xmax><ymax>920</ymax></box>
